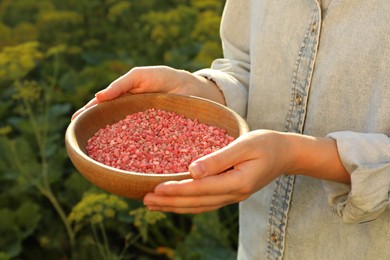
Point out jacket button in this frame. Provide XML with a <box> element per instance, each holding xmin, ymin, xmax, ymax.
<box><xmin>271</xmin><ymin>232</ymin><xmax>279</xmax><ymax>243</ymax></box>
<box><xmin>311</xmin><ymin>22</ymin><xmax>317</xmax><ymax>33</ymax></box>
<box><xmin>295</xmin><ymin>94</ymin><xmax>303</xmax><ymax>105</ymax></box>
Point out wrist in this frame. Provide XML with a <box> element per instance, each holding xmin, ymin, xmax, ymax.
<box><xmin>191</xmin><ymin>73</ymin><xmax>226</xmax><ymax>105</ymax></box>
<box><xmin>282</xmin><ymin>133</ymin><xmax>350</xmax><ymax>183</ymax></box>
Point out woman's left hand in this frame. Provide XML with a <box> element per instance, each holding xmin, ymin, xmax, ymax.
<box><xmin>143</xmin><ymin>129</ymin><xmax>350</xmax><ymax>214</ymax></box>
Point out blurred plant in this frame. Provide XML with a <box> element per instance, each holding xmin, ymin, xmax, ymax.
<box><xmin>67</xmin><ymin>193</ymin><xmax>171</xmax><ymax>260</ymax></box>
<box><xmin>0</xmin><ymin>41</ymin><xmax>76</xmax><ymax>256</ymax></box>
<box><xmin>174</xmin><ymin>211</ymin><xmax>237</xmax><ymax>260</ymax></box>
<box><xmin>129</xmin><ymin>207</ymin><xmax>166</xmax><ymax>243</ymax></box>
<box><xmin>0</xmin><ymin>201</ymin><xmax>40</xmax><ymax>260</ymax></box>
<box><xmin>0</xmin><ymin>41</ymin><xmax>43</xmax><ymax>83</ymax></box>
<box><xmin>141</xmin><ymin>1</ymin><xmax>223</xmax><ymax>69</ymax></box>
<box><xmin>0</xmin><ymin>1</ymin><xmax>240</xmax><ymax>259</ymax></box>
<box><xmin>0</xmin><ymin>252</ymin><xmax>10</xmax><ymax>260</ymax></box>
<box><xmin>68</xmin><ymin>193</ymin><xmax>130</xmax><ymax>259</ymax></box>
<box><xmin>68</xmin><ymin>193</ymin><xmax>129</xmax><ymax>232</ymax></box>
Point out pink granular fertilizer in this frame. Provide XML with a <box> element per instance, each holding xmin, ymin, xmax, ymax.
<box><xmin>86</xmin><ymin>108</ymin><xmax>234</xmax><ymax>174</ymax></box>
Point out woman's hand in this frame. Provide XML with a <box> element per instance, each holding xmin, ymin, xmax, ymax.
<box><xmin>143</xmin><ymin>130</ymin><xmax>350</xmax><ymax>214</ymax></box>
<box><xmin>72</xmin><ymin>65</ymin><xmax>225</xmax><ymax>119</ymax></box>
<box><xmin>143</xmin><ymin>130</ymin><xmax>293</xmax><ymax>214</ymax></box>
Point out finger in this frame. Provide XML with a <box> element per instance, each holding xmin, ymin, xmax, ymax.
<box><xmin>71</xmin><ymin>97</ymin><xmax>99</xmax><ymax>120</ymax></box>
<box><xmin>189</xmin><ymin>137</ymin><xmax>252</xmax><ymax>179</ymax></box>
<box><xmin>153</xmin><ymin>168</ymin><xmax>248</xmax><ymax>197</ymax></box>
<box><xmin>95</xmin><ymin>72</ymin><xmax>136</xmax><ymax>101</ymax></box>
<box><xmin>144</xmin><ymin>192</ymin><xmax>236</xmax><ymax>210</ymax></box>
<box><xmin>146</xmin><ymin>203</ymin><xmax>221</xmax><ymax>214</ymax></box>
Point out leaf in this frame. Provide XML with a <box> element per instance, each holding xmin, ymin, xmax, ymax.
<box><xmin>0</xmin><ymin>227</ymin><xmax>23</xmax><ymax>258</ymax></box>
<box><xmin>63</xmin><ymin>171</ymin><xmax>93</xmax><ymax>205</ymax></box>
<box><xmin>0</xmin><ymin>209</ymin><xmax>23</xmax><ymax>258</ymax></box>
<box><xmin>0</xmin><ymin>41</ymin><xmax>43</xmax><ymax>82</ymax></box>
<box><xmin>174</xmin><ymin>211</ymin><xmax>236</xmax><ymax>260</ymax></box>
<box><xmin>107</xmin><ymin>1</ymin><xmax>131</xmax><ymax>22</ymax></box>
<box><xmin>1</xmin><ymin>136</ymin><xmax>42</xmax><ymax>185</ymax></box>
<box><xmin>14</xmin><ymin>201</ymin><xmax>41</xmax><ymax>238</ymax></box>
<box><xmin>0</xmin><ymin>252</ymin><xmax>11</xmax><ymax>260</ymax></box>
<box><xmin>0</xmin><ymin>209</ymin><xmax>15</xmax><ymax>227</ymax></box>
<box><xmin>0</xmin><ymin>101</ymin><xmax>12</xmax><ymax>120</ymax></box>
<box><xmin>129</xmin><ymin>207</ymin><xmax>166</xmax><ymax>242</ymax></box>
<box><xmin>48</xmin><ymin>103</ymin><xmax>72</xmax><ymax>120</ymax></box>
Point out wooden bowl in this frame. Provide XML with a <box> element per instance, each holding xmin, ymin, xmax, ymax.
<box><xmin>65</xmin><ymin>93</ymin><xmax>249</xmax><ymax>200</ymax></box>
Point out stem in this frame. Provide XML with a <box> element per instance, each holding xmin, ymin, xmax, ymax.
<box><xmin>22</xmin><ymin>97</ymin><xmax>53</xmax><ymax>198</ymax></box>
<box><xmin>133</xmin><ymin>242</ymin><xmax>160</xmax><ymax>256</ymax></box>
<box><xmin>165</xmin><ymin>217</ymin><xmax>186</xmax><ymax>238</ymax></box>
<box><xmin>17</xmin><ymin>54</ymin><xmax>77</xmax><ymax>253</ymax></box>
<box><xmin>41</xmin><ymin>52</ymin><xmax>59</xmax><ymax>166</ymax></box>
<box><xmin>22</xmin><ymin>94</ymin><xmax>50</xmax><ymax>190</ymax></box>
<box><xmin>99</xmin><ymin>221</ymin><xmax>111</xmax><ymax>259</ymax></box>
<box><xmin>42</xmin><ymin>188</ymin><xmax>76</xmax><ymax>249</ymax></box>
<box><xmin>91</xmin><ymin>223</ymin><xmax>107</xmax><ymax>259</ymax></box>
<box><xmin>22</xmin><ymin>98</ymin><xmax>44</xmax><ymax>152</ymax></box>
<box><xmin>6</xmin><ymin>137</ymin><xmax>76</xmax><ymax>251</ymax></box>
<box><xmin>221</xmin><ymin>205</ymin><xmax>239</xmax><ymax>226</ymax></box>
<box><xmin>118</xmin><ymin>233</ymin><xmax>142</xmax><ymax>259</ymax></box>
<box><xmin>149</xmin><ymin>225</ymin><xmax>168</xmax><ymax>247</ymax></box>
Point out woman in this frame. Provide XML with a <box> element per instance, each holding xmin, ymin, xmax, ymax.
<box><xmin>74</xmin><ymin>0</ymin><xmax>390</xmax><ymax>259</ymax></box>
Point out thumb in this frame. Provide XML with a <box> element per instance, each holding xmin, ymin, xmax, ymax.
<box><xmin>189</xmin><ymin>140</ymin><xmax>246</xmax><ymax>179</ymax></box>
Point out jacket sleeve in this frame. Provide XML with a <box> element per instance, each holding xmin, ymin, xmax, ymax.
<box><xmin>193</xmin><ymin>0</ymin><xmax>250</xmax><ymax>118</ymax></box>
<box><xmin>323</xmin><ymin>131</ymin><xmax>390</xmax><ymax>223</ymax></box>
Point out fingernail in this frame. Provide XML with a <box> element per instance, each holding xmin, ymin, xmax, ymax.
<box><xmin>189</xmin><ymin>161</ymin><xmax>205</xmax><ymax>178</ymax></box>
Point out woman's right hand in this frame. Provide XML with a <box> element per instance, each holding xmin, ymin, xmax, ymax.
<box><xmin>71</xmin><ymin>65</ymin><xmax>225</xmax><ymax>119</ymax></box>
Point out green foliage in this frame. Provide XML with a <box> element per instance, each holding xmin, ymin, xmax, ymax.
<box><xmin>0</xmin><ymin>1</ymin><xmax>238</xmax><ymax>259</ymax></box>
<box><xmin>68</xmin><ymin>193</ymin><xmax>129</xmax><ymax>230</ymax></box>
<box><xmin>140</xmin><ymin>1</ymin><xmax>223</xmax><ymax>69</ymax></box>
<box><xmin>0</xmin><ymin>252</ymin><xmax>10</xmax><ymax>260</ymax></box>
<box><xmin>175</xmin><ymin>211</ymin><xmax>236</xmax><ymax>260</ymax></box>
<box><xmin>0</xmin><ymin>41</ymin><xmax>43</xmax><ymax>83</ymax></box>
<box><xmin>129</xmin><ymin>207</ymin><xmax>166</xmax><ymax>242</ymax></box>
<box><xmin>0</xmin><ymin>201</ymin><xmax>41</xmax><ymax>258</ymax></box>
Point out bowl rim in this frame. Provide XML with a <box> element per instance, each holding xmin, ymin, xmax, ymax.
<box><xmin>66</xmin><ymin>93</ymin><xmax>249</xmax><ymax>177</ymax></box>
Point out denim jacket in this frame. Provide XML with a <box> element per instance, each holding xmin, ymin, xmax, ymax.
<box><xmin>195</xmin><ymin>0</ymin><xmax>390</xmax><ymax>259</ymax></box>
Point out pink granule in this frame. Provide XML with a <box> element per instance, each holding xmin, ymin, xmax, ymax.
<box><xmin>86</xmin><ymin>108</ymin><xmax>234</xmax><ymax>174</ymax></box>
